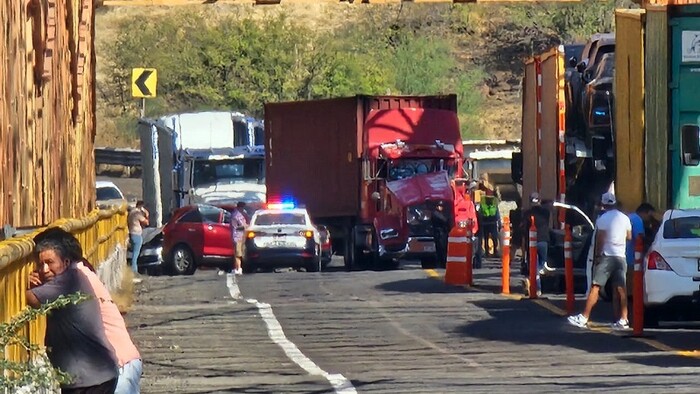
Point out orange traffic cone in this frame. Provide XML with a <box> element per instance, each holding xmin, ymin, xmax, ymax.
<box><xmin>445</xmin><ymin>222</ymin><xmax>470</xmax><ymax>286</ymax></box>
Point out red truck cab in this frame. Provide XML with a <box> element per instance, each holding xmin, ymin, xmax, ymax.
<box><xmin>265</xmin><ymin>95</ymin><xmax>464</xmax><ymax>271</ymax></box>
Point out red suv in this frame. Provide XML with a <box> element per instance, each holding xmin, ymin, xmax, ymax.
<box><xmin>162</xmin><ymin>204</ymin><xmax>234</xmax><ymax>275</ymax></box>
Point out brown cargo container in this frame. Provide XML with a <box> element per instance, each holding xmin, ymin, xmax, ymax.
<box><xmin>264</xmin><ymin>95</ymin><xmax>458</xmax><ymax>219</ymax></box>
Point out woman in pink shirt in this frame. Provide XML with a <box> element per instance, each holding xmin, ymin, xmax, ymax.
<box><xmin>32</xmin><ymin>228</ymin><xmax>142</xmax><ymax>394</ymax></box>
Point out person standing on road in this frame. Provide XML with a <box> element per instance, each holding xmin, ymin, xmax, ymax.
<box><xmin>568</xmin><ymin>192</ymin><xmax>632</xmax><ymax>330</ymax></box>
<box><xmin>626</xmin><ymin>203</ymin><xmax>656</xmax><ymax>269</ymax></box>
<box><xmin>481</xmin><ymin>195</ymin><xmax>500</xmax><ymax>258</ymax></box>
<box><xmin>521</xmin><ymin>192</ymin><xmax>551</xmax><ymax>296</ymax></box>
<box><xmin>127</xmin><ymin>201</ymin><xmax>149</xmax><ymax>277</ymax></box>
<box><xmin>470</xmin><ymin>181</ymin><xmax>484</xmax><ymax>269</ymax></box>
<box><xmin>26</xmin><ymin>232</ymin><xmax>119</xmax><ymax>393</ymax></box>
<box><xmin>231</xmin><ymin>201</ymin><xmax>248</xmax><ymax>275</ymax></box>
<box><xmin>31</xmin><ymin>228</ymin><xmax>142</xmax><ymax>394</ymax></box>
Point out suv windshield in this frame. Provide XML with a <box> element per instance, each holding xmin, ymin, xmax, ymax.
<box><xmin>193</xmin><ymin>158</ymin><xmax>264</xmax><ymax>187</ymax></box>
<box><xmin>663</xmin><ymin>216</ymin><xmax>700</xmax><ymax>239</ymax></box>
<box><xmin>97</xmin><ymin>187</ymin><xmax>123</xmax><ymax>201</ymax></box>
<box><xmin>254</xmin><ymin>213</ymin><xmax>306</xmax><ymax>226</ymax></box>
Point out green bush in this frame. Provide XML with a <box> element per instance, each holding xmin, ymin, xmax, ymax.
<box><xmin>1</xmin><ymin>293</ymin><xmax>89</xmax><ymax>391</ymax></box>
<box><xmin>103</xmin><ymin>8</ymin><xmax>487</xmax><ymax>140</ymax></box>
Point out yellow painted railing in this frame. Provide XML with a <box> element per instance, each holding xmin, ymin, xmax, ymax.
<box><xmin>0</xmin><ymin>205</ymin><xmax>128</xmax><ymax>366</ymax></box>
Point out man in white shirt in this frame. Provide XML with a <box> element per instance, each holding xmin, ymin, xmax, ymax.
<box><xmin>568</xmin><ymin>192</ymin><xmax>632</xmax><ymax>330</ymax></box>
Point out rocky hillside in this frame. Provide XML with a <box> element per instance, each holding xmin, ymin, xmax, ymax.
<box><xmin>94</xmin><ymin>1</ymin><xmax>632</xmax><ymax>147</ymax></box>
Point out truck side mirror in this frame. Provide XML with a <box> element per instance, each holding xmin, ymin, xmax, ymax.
<box><xmin>576</xmin><ymin>62</ymin><xmax>586</xmax><ymax>74</ymax></box>
<box><xmin>682</xmin><ymin>124</ymin><xmax>700</xmax><ymax>166</ymax></box>
<box><xmin>510</xmin><ymin>152</ymin><xmax>523</xmax><ymax>185</ymax></box>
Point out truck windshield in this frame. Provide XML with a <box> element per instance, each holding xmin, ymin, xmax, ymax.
<box><xmin>193</xmin><ymin>158</ymin><xmax>265</xmax><ymax>187</ymax></box>
<box><xmin>388</xmin><ymin>159</ymin><xmax>456</xmax><ymax>181</ymax></box>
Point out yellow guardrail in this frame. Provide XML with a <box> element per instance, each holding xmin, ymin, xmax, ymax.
<box><xmin>0</xmin><ymin>205</ymin><xmax>128</xmax><ymax>366</ymax></box>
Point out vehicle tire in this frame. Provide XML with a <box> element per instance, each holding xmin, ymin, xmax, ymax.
<box><xmin>421</xmin><ymin>258</ymin><xmax>436</xmax><ymax>269</ymax></box>
<box><xmin>169</xmin><ymin>244</ymin><xmax>196</xmax><ymax>276</ymax></box>
<box><xmin>307</xmin><ymin>257</ymin><xmax>321</xmax><ymax>273</ymax></box>
<box><xmin>344</xmin><ymin>228</ymin><xmax>355</xmax><ymax>271</ymax></box>
<box><xmin>434</xmin><ymin>229</ymin><xmax>448</xmax><ymax>269</ymax></box>
<box><xmin>242</xmin><ymin>261</ymin><xmax>255</xmax><ymax>274</ymax></box>
<box><xmin>643</xmin><ymin>306</ymin><xmax>661</xmax><ymax>328</ymax></box>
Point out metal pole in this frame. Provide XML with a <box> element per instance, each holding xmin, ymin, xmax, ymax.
<box><xmin>501</xmin><ymin>217</ymin><xmax>511</xmax><ymax>294</ymax></box>
<box><xmin>564</xmin><ymin>225</ymin><xmax>575</xmax><ymax>314</ymax></box>
<box><xmin>529</xmin><ymin>216</ymin><xmax>538</xmax><ymax>299</ymax></box>
<box><xmin>141</xmin><ymin>98</ymin><xmax>146</xmax><ymax>118</ymax></box>
<box><xmin>633</xmin><ymin>235</ymin><xmax>645</xmax><ymax>336</ymax></box>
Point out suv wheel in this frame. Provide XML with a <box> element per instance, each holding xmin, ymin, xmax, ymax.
<box><xmin>170</xmin><ymin>245</ymin><xmax>196</xmax><ymax>276</ymax></box>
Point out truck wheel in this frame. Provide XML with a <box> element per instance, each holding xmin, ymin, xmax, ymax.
<box><xmin>421</xmin><ymin>258</ymin><xmax>436</xmax><ymax>269</ymax></box>
<box><xmin>170</xmin><ymin>244</ymin><xmax>196</xmax><ymax>276</ymax></box>
<box><xmin>344</xmin><ymin>228</ymin><xmax>356</xmax><ymax>271</ymax></box>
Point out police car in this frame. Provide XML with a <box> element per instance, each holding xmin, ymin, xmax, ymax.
<box><xmin>242</xmin><ymin>202</ymin><xmax>322</xmax><ymax>273</ymax></box>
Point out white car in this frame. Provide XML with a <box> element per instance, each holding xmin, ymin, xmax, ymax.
<box><xmin>643</xmin><ymin>209</ymin><xmax>700</xmax><ymax>326</ymax></box>
<box><xmin>96</xmin><ymin>180</ymin><xmax>127</xmax><ymax>209</ymax></box>
<box><xmin>242</xmin><ymin>203</ymin><xmax>322</xmax><ymax>273</ymax></box>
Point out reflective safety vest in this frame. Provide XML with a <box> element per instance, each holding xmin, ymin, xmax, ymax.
<box><xmin>482</xmin><ymin>202</ymin><xmax>498</xmax><ymax>218</ymax></box>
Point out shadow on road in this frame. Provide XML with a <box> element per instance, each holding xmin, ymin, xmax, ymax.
<box><xmin>375</xmin><ymin>278</ymin><xmax>477</xmax><ymax>294</ymax></box>
<box><xmin>455</xmin><ymin>299</ymin><xmax>700</xmax><ymax>366</ymax></box>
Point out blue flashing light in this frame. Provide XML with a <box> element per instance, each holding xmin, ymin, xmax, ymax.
<box><xmin>267</xmin><ymin>201</ymin><xmax>296</xmax><ymax>210</ymax></box>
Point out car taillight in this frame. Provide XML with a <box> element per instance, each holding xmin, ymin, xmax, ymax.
<box><xmin>647</xmin><ymin>251</ymin><xmax>673</xmax><ymax>271</ymax></box>
<box><xmin>300</xmin><ymin>230</ymin><xmax>313</xmax><ymax>238</ymax></box>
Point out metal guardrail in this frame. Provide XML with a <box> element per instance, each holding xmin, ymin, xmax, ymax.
<box><xmin>95</xmin><ymin>147</ymin><xmax>141</xmax><ymax>167</ymax></box>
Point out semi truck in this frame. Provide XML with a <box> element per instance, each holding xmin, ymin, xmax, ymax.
<box><xmin>139</xmin><ymin>111</ymin><xmax>265</xmax><ymax>227</ymax></box>
<box><xmin>264</xmin><ymin>95</ymin><xmax>465</xmax><ymax>270</ymax></box>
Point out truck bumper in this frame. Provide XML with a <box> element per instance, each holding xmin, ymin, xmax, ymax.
<box><xmin>403</xmin><ymin>236</ymin><xmax>437</xmax><ymax>258</ymax></box>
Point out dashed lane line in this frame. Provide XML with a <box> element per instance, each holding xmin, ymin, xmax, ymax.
<box><xmin>226</xmin><ymin>274</ymin><xmax>358</xmax><ymax>394</ymax></box>
<box><xmin>423</xmin><ymin>269</ymin><xmax>700</xmax><ymax>358</ymax></box>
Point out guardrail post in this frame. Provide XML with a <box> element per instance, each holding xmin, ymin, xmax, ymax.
<box><xmin>528</xmin><ymin>216</ymin><xmax>538</xmax><ymax>299</ymax></box>
<box><xmin>501</xmin><ymin>217</ymin><xmax>510</xmax><ymax>294</ymax></box>
<box><xmin>564</xmin><ymin>225</ymin><xmax>575</xmax><ymax>314</ymax></box>
<box><xmin>633</xmin><ymin>235</ymin><xmax>645</xmax><ymax>336</ymax></box>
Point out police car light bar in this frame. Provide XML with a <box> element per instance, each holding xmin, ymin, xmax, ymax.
<box><xmin>266</xmin><ymin>202</ymin><xmax>295</xmax><ymax>210</ymax></box>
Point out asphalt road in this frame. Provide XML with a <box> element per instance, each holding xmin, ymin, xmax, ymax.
<box><xmin>126</xmin><ymin>257</ymin><xmax>700</xmax><ymax>394</ymax></box>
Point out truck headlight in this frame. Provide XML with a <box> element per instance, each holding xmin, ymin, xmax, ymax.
<box><xmin>407</xmin><ymin>207</ymin><xmax>431</xmax><ymax>225</ymax></box>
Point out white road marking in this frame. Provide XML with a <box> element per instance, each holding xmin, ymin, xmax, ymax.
<box><xmin>225</xmin><ymin>275</ymin><xmax>356</xmax><ymax>394</ymax></box>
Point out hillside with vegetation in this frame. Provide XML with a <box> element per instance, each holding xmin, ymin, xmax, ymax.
<box><xmin>94</xmin><ymin>0</ymin><xmax>636</xmax><ymax>147</ymax></box>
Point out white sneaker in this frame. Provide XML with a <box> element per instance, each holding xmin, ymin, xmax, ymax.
<box><xmin>132</xmin><ymin>277</ymin><xmax>143</xmax><ymax>284</ymax></box>
<box><xmin>611</xmin><ymin>319</ymin><xmax>630</xmax><ymax>331</ymax></box>
<box><xmin>217</xmin><ymin>270</ymin><xmax>226</xmax><ymax>276</ymax></box>
<box><xmin>567</xmin><ymin>313</ymin><xmax>588</xmax><ymax>328</ymax></box>
<box><xmin>234</xmin><ymin>268</ymin><xmax>243</xmax><ymax>275</ymax></box>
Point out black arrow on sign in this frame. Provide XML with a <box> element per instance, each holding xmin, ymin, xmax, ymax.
<box><xmin>135</xmin><ymin>70</ymin><xmax>153</xmax><ymax>96</ymax></box>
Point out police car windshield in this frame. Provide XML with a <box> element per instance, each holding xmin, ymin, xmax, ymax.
<box><xmin>254</xmin><ymin>213</ymin><xmax>306</xmax><ymax>226</ymax></box>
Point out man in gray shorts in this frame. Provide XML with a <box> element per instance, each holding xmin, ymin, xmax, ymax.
<box><xmin>568</xmin><ymin>192</ymin><xmax>632</xmax><ymax>330</ymax></box>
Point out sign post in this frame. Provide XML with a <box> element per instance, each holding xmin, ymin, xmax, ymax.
<box><xmin>131</xmin><ymin>68</ymin><xmax>158</xmax><ymax>117</ymax></box>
